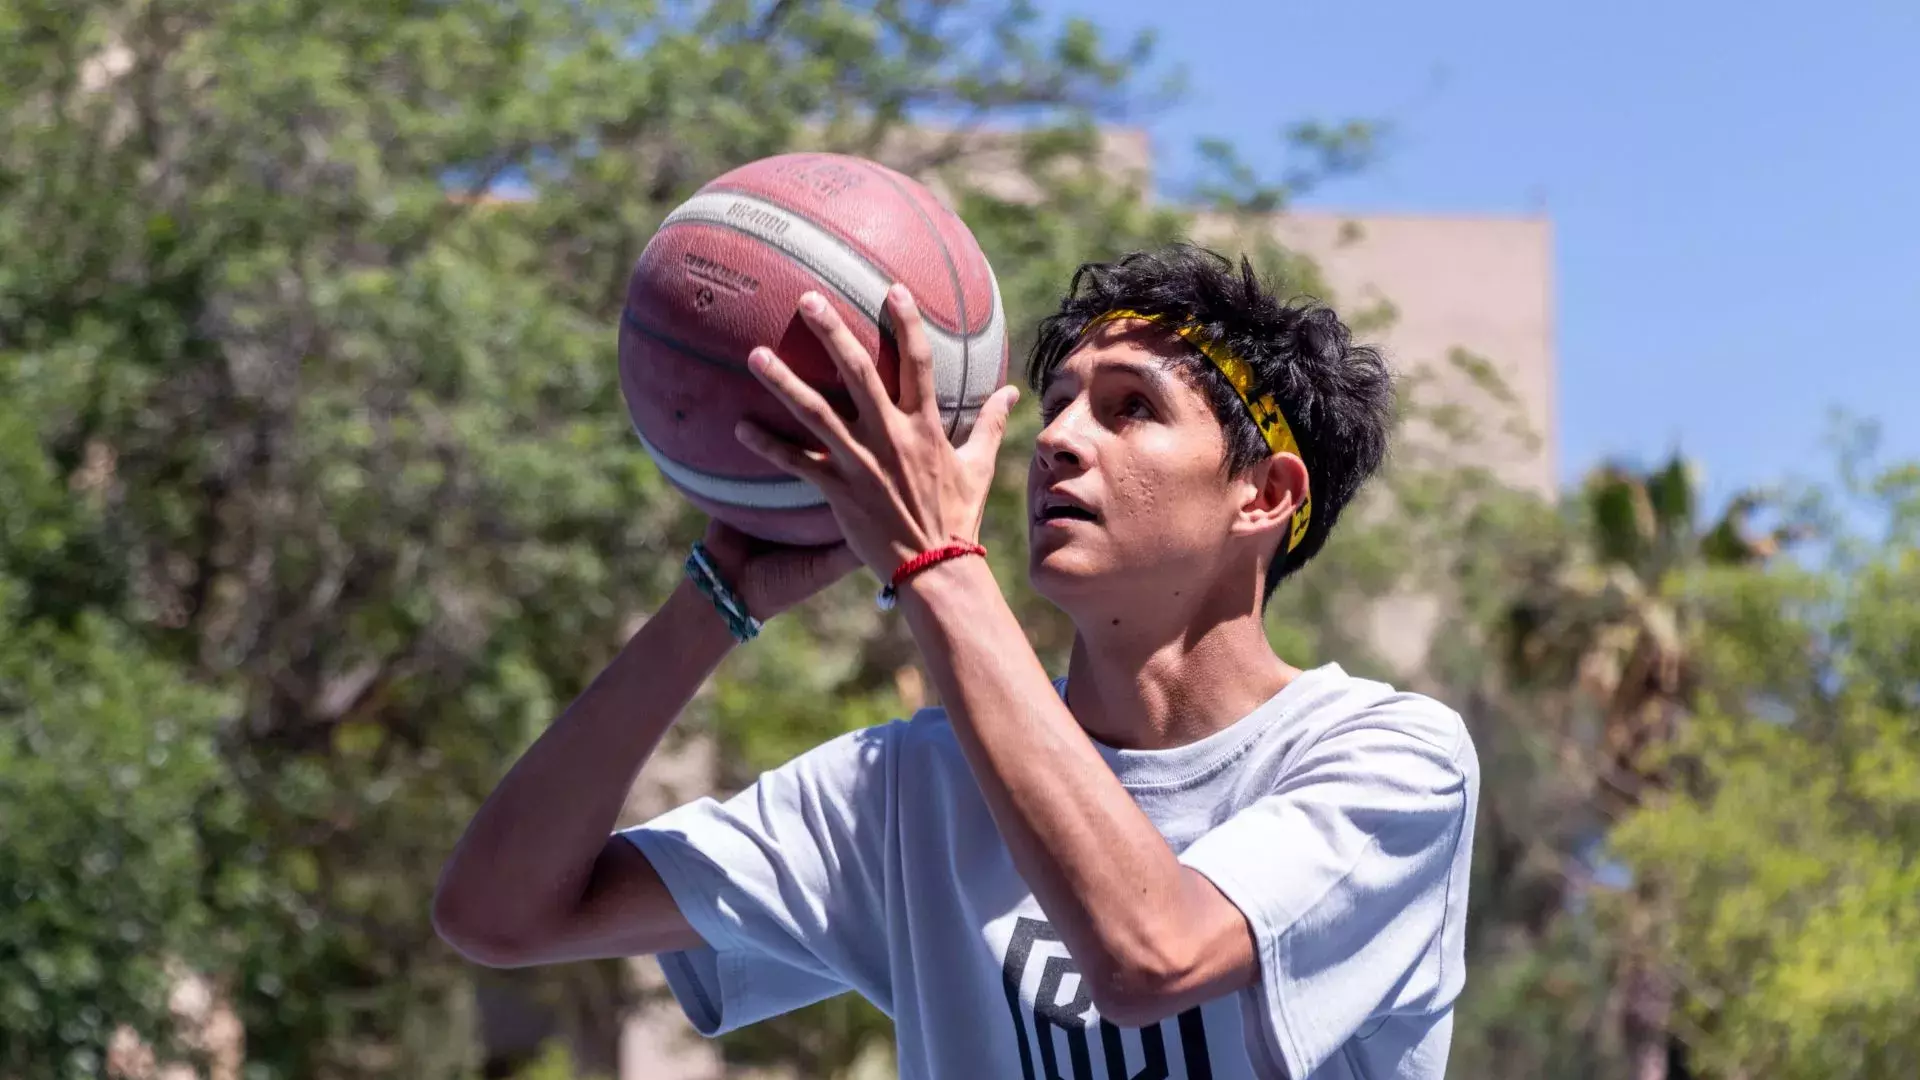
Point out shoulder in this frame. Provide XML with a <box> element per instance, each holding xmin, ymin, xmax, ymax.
<box><xmin>1296</xmin><ymin>669</ymin><xmax>1478</xmax><ymax>784</ymax></box>
<box><xmin>894</xmin><ymin>703</ymin><xmax>965</xmax><ymax>764</ymax></box>
<box><xmin>746</xmin><ymin>720</ymin><xmax>903</xmax><ymax>809</ymax></box>
<box><xmin>777</xmin><ymin>706</ymin><xmax>964</xmax><ymax>786</ymax></box>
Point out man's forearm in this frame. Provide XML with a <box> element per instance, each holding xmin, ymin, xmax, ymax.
<box><xmin>434</xmin><ymin>579</ymin><xmax>733</xmax><ymax>947</ymax></box>
<box><xmin>897</xmin><ymin>558</ymin><xmax>1200</xmax><ymax>1004</ymax></box>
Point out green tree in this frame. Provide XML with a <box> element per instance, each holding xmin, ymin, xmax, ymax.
<box><xmin>1422</xmin><ymin>482</ymin><xmax>1621</xmax><ymax>1080</ymax></box>
<box><xmin>1489</xmin><ymin>456</ymin><xmax>1795</xmax><ymax>1079</ymax></box>
<box><xmin>0</xmin><ymin>613</ymin><xmax>235</xmax><ymax>1080</ymax></box>
<box><xmin>0</xmin><ymin>375</ymin><xmax>236</xmax><ymax>1079</ymax></box>
<box><xmin>1610</xmin><ymin>454</ymin><xmax>1920</xmax><ymax>1079</ymax></box>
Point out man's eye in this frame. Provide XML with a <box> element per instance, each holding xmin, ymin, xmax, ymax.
<box><xmin>1122</xmin><ymin>395</ymin><xmax>1154</xmax><ymax>418</ymax></box>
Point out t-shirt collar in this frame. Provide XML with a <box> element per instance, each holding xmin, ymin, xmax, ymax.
<box><xmin>1051</xmin><ymin>663</ymin><xmax>1347</xmax><ymax>789</ymax></box>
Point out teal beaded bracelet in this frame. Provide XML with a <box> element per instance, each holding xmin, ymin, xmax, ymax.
<box><xmin>685</xmin><ymin>541</ymin><xmax>761</xmax><ymax>642</ymax></box>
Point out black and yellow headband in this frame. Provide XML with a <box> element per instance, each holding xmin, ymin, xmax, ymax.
<box><xmin>1081</xmin><ymin>309</ymin><xmax>1312</xmax><ymax>553</ymax></box>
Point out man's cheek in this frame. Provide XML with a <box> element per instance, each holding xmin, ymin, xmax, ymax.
<box><xmin>1109</xmin><ymin>465</ymin><xmax>1157</xmax><ymax>521</ymax></box>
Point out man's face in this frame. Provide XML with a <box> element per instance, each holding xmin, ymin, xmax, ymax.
<box><xmin>1026</xmin><ymin>320</ymin><xmax>1249</xmax><ymax>607</ymax></box>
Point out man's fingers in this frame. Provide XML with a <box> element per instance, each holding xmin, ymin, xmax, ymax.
<box><xmin>960</xmin><ymin>384</ymin><xmax>1021</xmax><ymax>466</ymax></box>
<box><xmin>884</xmin><ymin>284</ymin><xmax>938</xmax><ymax>417</ymax></box>
<box><xmin>735</xmin><ymin>419</ymin><xmax>836</xmax><ymax>486</ymax></box>
<box><xmin>747</xmin><ymin>346</ymin><xmax>859</xmax><ymax>460</ymax></box>
<box><xmin>887</xmin><ymin>285</ymin><xmax>938</xmax><ymax>418</ymax></box>
<box><xmin>798</xmin><ymin>292</ymin><xmax>892</xmax><ymax>424</ymax></box>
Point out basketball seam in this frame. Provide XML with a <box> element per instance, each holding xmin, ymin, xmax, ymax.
<box><xmin>700</xmin><ymin>184</ymin><xmax>972</xmax><ymax>337</ymax></box>
<box><xmin>621</xmin><ymin>306</ymin><xmax>854</xmax><ymax>403</ymax></box>
<box><xmin>855</xmin><ymin>162</ymin><xmax>972</xmax><ymax>440</ymax></box>
<box><xmin>633</xmin><ymin>426</ymin><xmax>828</xmax><ymax>509</ymax></box>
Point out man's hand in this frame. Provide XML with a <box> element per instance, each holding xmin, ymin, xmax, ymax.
<box><xmin>697</xmin><ymin>519</ymin><xmax>864</xmax><ymax>621</ymax></box>
<box><xmin>733</xmin><ymin>284</ymin><xmax>1021</xmax><ymax>576</ymax></box>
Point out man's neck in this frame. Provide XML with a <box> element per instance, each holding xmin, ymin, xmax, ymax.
<box><xmin>1063</xmin><ymin>606</ymin><xmax>1299</xmax><ymax>752</ymax></box>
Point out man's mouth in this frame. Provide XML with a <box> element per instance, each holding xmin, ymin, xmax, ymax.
<box><xmin>1034</xmin><ymin>502</ymin><xmax>1100</xmax><ymax>527</ymax></box>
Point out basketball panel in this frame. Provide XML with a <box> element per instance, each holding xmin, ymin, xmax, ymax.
<box><xmin>628</xmin><ymin>221</ymin><xmax>900</xmax><ymax>392</ymax></box>
<box><xmin>619</xmin><ymin>327</ymin><xmax>817</xmax><ymax>480</ymax></box>
<box><xmin>703</xmin><ymin>154</ymin><xmax>971</xmax><ymax>335</ymax></box>
<box><xmin>889</xmin><ymin>162</ymin><xmax>1000</xmax><ymax>337</ymax></box>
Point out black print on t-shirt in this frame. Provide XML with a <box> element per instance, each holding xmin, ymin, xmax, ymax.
<box><xmin>999</xmin><ymin>916</ymin><xmax>1214</xmax><ymax>1080</ymax></box>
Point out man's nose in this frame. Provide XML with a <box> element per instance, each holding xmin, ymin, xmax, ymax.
<box><xmin>1034</xmin><ymin>411</ymin><xmax>1087</xmax><ymax>473</ymax></box>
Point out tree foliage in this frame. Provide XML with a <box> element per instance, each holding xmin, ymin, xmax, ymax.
<box><xmin>0</xmin><ymin>403</ymin><xmax>236</xmax><ymax>1078</ymax></box>
<box><xmin>1611</xmin><ymin>456</ymin><xmax>1920</xmax><ymax>1079</ymax></box>
<box><xmin>1436</xmin><ymin>446</ymin><xmax>1920</xmax><ymax>1080</ymax></box>
<box><xmin>4</xmin><ymin>2</ymin><xmax>1912</xmax><ymax>1079</ymax></box>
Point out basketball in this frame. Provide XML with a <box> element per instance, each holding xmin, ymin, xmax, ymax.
<box><xmin>619</xmin><ymin>152</ymin><xmax>1009</xmax><ymax>545</ymax></box>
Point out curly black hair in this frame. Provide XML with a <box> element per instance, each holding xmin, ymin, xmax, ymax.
<box><xmin>1026</xmin><ymin>243</ymin><xmax>1394</xmax><ymax>600</ymax></box>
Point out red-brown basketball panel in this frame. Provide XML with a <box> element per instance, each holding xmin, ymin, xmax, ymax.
<box><xmin>887</xmin><ymin>162</ymin><xmax>999</xmax><ymax>338</ymax></box>
<box><xmin>702</xmin><ymin>154</ymin><xmax>973</xmax><ymax>336</ymax></box>
<box><xmin>620</xmin><ymin>329</ymin><xmax>801</xmax><ymax>479</ymax></box>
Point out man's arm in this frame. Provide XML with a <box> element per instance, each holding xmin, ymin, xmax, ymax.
<box><xmin>897</xmin><ymin>558</ymin><xmax>1257</xmax><ymax>1027</ymax></box>
<box><xmin>431</xmin><ymin>578</ymin><xmax>728</xmax><ymax>967</ymax></box>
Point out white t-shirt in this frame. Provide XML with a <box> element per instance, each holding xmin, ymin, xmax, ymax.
<box><xmin>621</xmin><ymin>663</ymin><xmax>1478</xmax><ymax>1079</ymax></box>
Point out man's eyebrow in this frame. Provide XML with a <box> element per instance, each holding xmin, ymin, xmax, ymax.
<box><xmin>1099</xmin><ymin>357</ymin><xmax>1181</xmax><ymax>394</ymax></box>
<box><xmin>1041</xmin><ymin>354</ymin><xmax>1184</xmax><ymax>402</ymax></box>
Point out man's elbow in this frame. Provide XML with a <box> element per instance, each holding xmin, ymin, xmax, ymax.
<box><xmin>1092</xmin><ymin>980</ymin><xmax>1186</xmax><ymax>1029</ymax></box>
<box><xmin>1087</xmin><ymin>950</ymin><xmax>1195</xmax><ymax>1029</ymax></box>
<box><xmin>1095</xmin><ymin>879</ymin><xmax>1260</xmax><ymax>1027</ymax></box>
<box><xmin>431</xmin><ymin>883</ymin><xmax>543</xmax><ymax>969</ymax></box>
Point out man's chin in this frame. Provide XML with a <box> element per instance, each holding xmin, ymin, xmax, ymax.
<box><xmin>1026</xmin><ymin>549</ymin><xmax>1111</xmax><ymax>599</ymax></box>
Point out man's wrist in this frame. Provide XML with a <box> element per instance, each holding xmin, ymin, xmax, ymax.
<box><xmin>896</xmin><ymin>549</ymin><xmax>998</xmax><ymax>612</ymax></box>
<box><xmin>653</xmin><ymin>576</ymin><xmax>742</xmax><ymax>661</ymax></box>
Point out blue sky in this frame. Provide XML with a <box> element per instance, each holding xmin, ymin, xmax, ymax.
<box><xmin>1038</xmin><ymin>0</ymin><xmax>1919</xmax><ymax>508</ymax></box>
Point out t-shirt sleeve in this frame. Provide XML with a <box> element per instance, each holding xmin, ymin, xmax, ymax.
<box><xmin>618</xmin><ymin>721</ymin><xmax>898</xmax><ymax>1036</ymax></box>
<box><xmin>1176</xmin><ymin>701</ymin><xmax>1477</xmax><ymax>1078</ymax></box>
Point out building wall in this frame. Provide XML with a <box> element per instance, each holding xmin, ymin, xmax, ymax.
<box><xmin>1266</xmin><ymin>211</ymin><xmax>1557</xmax><ymax>494</ymax></box>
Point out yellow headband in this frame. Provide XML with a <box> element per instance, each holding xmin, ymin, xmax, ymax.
<box><xmin>1081</xmin><ymin>309</ymin><xmax>1312</xmax><ymax>553</ymax></box>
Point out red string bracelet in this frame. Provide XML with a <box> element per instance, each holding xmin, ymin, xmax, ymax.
<box><xmin>877</xmin><ymin>541</ymin><xmax>987</xmax><ymax>610</ymax></box>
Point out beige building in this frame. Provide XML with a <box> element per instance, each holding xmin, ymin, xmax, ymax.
<box><xmin>1261</xmin><ymin>209</ymin><xmax>1554</xmax><ymax>673</ymax></box>
<box><xmin>611</xmin><ymin>130</ymin><xmax>1558</xmax><ymax>1078</ymax></box>
<box><xmin>1264</xmin><ymin>211</ymin><xmax>1554</xmax><ymax>493</ymax></box>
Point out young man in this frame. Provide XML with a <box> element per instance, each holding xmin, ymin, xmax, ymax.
<box><xmin>434</xmin><ymin>245</ymin><xmax>1478</xmax><ymax>1079</ymax></box>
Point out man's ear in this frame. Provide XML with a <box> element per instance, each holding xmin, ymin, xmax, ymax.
<box><xmin>1228</xmin><ymin>452</ymin><xmax>1309</xmax><ymax>542</ymax></box>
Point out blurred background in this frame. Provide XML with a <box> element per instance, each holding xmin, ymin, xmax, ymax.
<box><xmin>2</xmin><ymin>2</ymin><xmax>1915</xmax><ymax>1079</ymax></box>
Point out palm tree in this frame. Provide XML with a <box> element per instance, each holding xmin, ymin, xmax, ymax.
<box><xmin>1499</xmin><ymin>454</ymin><xmax>1793</xmax><ymax>1080</ymax></box>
